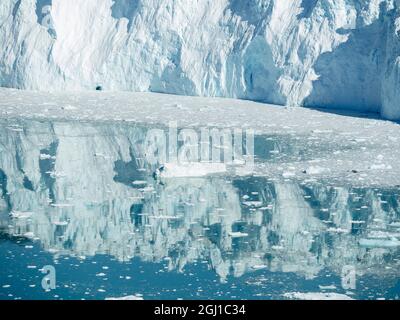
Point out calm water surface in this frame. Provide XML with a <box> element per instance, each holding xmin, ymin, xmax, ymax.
<box><xmin>0</xmin><ymin>119</ymin><xmax>399</xmax><ymax>300</ymax></box>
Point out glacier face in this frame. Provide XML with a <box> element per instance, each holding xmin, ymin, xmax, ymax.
<box><xmin>0</xmin><ymin>0</ymin><xmax>400</xmax><ymax>119</ymax></box>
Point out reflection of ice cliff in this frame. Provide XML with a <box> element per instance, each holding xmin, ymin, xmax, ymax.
<box><xmin>0</xmin><ymin>119</ymin><xmax>399</xmax><ymax>282</ymax></box>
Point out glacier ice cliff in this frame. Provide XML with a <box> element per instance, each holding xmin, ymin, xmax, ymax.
<box><xmin>0</xmin><ymin>0</ymin><xmax>400</xmax><ymax>119</ymax></box>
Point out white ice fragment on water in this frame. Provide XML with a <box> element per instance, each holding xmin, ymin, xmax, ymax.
<box><xmin>242</xmin><ymin>201</ymin><xmax>263</xmax><ymax>207</ymax></box>
<box><xmin>63</xmin><ymin>105</ymin><xmax>78</xmax><ymax>111</ymax></box>
<box><xmin>282</xmin><ymin>171</ymin><xmax>296</xmax><ymax>178</ymax></box>
<box><xmin>228</xmin><ymin>232</ymin><xmax>249</xmax><ymax>238</ymax></box>
<box><xmin>52</xmin><ymin>221</ymin><xmax>69</xmax><ymax>226</ymax></box>
<box><xmin>369</xmin><ymin>164</ymin><xmax>392</xmax><ymax>170</ymax></box>
<box><xmin>305</xmin><ymin>166</ymin><xmax>328</xmax><ymax>175</ymax></box>
<box><xmin>96</xmin><ymin>273</ymin><xmax>106</xmax><ymax>277</ymax></box>
<box><xmin>149</xmin><ymin>215</ymin><xmax>181</xmax><ymax>220</ymax></box>
<box><xmin>7</xmin><ymin>127</ymin><xmax>23</xmax><ymax>132</ymax></box>
<box><xmin>283</xmin><ymin>292</ymin><xmax>354</xmax><ymax>300</ymax></box>
<box><xmin>10</xmin><ymin>211</ymin><xmax>33</xmax><ymax>219</ymax></box>
<box><xmin>39</xmin><ymin>153</ymin><xmax>54</xmax><ymax>160</ymax></box>
<box><xmin>132</xmin><ymin>180</ymin><xmax>147</xmax><ymax>186</ymax></box>
<box><xmin>312</xmin><ymin>130</ymin><xmax>333</xmax><ymax>134</ymax></box>
<box><xmin>326</xmin><ymin>227</ymin><xmax>349</xmax><ymax>234</ymax></box>
<box><xmin>159</xmin><ymin>162</ymin><xmax>226</xmax><ymax>178</ymax></box>
<box><xmin>51</xmin><ymin>203</ymin><xmax>73</xmax><ymax>207</ymax></box>
<box><xmin>23</xmin><ymin>232</ymin><xmax>35</xmax><ymax>238</ymax></box>
<box><xmin>252</xmin><ymin>265</ymin><xmax>267</xmax><ymax>270</ymax></box>
<box><xmin>359</xmin><ymin>238</ymin><xmax>400</xmax><ymax>248</ymax></box>
<box><xmin>318</xmin><ymin>285</ymin><xmax>337</xmax><ymax>290</ymax></box>
<box><xmin>106</xmin><ymin>295</ymin><xmax>144</xmax><ymax>300</ymax></box>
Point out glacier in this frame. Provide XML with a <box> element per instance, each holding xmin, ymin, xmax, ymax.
<box><xmin>1</xmin><ymin>0</ymin><xmax>400</xmax><ymax>120</ymax></box>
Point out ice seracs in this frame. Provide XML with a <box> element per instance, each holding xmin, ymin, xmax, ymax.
<box><xmin>1</xmin><ymin>0</ymin><xmax>400</xmax><ymax>119</ymax></box>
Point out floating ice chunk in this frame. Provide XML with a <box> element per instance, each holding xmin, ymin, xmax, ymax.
<box><xmin>106</xmin><ymin>295</ymin><xmax>144</xmax><ymax>300</ymax></box>
<box><xmin>51</xmin><ymin>203</ymin><xmax>73</xmax><ymax>207</ymax></box>
<box><xmin>228</xmin><ymin>232</ymin><xmax>249</xmax><ymax>238</ymax></box>
<box><xmin>23</xmin><ymin>232</ymin><xmax>35</xmax><ymax>238</ymax></box>
<box><xmin>326</xmin><ymin>227</ymin><xmax>349</xmax><ymax>234</ymax></box>
<box><xmin>39</xmin><ymin>153</ymin><xmax>54</xmax><ymax>160</ymax></box>
<box><xmin>369</xmin><ymin>163</ymin><xmax>392</xmax><ymax>170</ymax></box>
<box><xmin>283</xmin><ymin>292</ymin><xmax>354</xmax><ymax>300</ymax></box>
<box><xmin>7</xmin><ymin>127</ymin><xmax>23</xmax><ymax>132</ymax></box>
<box><xmin>96</xmin><ymin>273</ymin><xmax>106</xmax><ymax>277</ymax></box>
<box><xmin>305</xmin><ymin>166</ymin><xmax>328</xmax><ymax>175</ymax></box>
<box><xmin>52</xmin><ymin>221</ymin><xmax>69</xmax><ymax>226</ymax></box>
<box><xmin>10</xmin><ymin>211</ymin><xmax>33</xmax><ymax>219</ymax></box>
<box><xmin>359</xmin><ymin>238</ymin><xmax>400</xmax><ymax>248</ymax></box>
<box><xmin>159</xmin><ymin>162</ymin><xmax>226</xmax><ymax>178</ymax></box>
<box><xmin>62</xmin><ymin>105</ymin><xmax>78</xmax><ymax>111</ymax></box>
<box><xmin>282</xmin><ymin>171</ymin><xmax>296</xmax><ymax>178</ymax></box>
<box><xmin>132</xmin><ymin>180</ymin><xmax>147</xmax><ymax>186</ymax></box>
<box><xmin>149</xmin><ymin>215</ymin><xmax>181</xmax><ymax>220</ymax></box>
<box><xmin>252</xmin><ymin>265</ymin><xmax>267</xmax><ymax>270</ymax></box>
<box><xmin>242</xmin><ymin>201</ymin><xmax>263</xmax><ymax>207</ymax></box>
<box><xmin>319</xmin><ymin>285</ymin><xmax>337</xmax><ymax>290</ymax></box>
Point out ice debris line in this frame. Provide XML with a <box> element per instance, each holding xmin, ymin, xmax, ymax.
<box><xmin>1</xmin><ymin>0</ymin><xmax>400</xmax><ymax>120</ymax></box>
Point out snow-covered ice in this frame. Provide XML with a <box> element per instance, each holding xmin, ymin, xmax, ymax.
<box><xmin>1</xmin><ymin>0</ymin><xmax>400</xmax><ymax>119</ymax></box>
<box><xmin>0</xmin><ymin>88</ymin><xmax>399</xmax><ymax>186</ymax></box>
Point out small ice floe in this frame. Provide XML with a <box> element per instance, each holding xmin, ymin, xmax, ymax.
<box><xmin>10</xmin><ymin>211</ymin><xmax>33</xmax><ymax>219</ymax></box>
<box><xmin>326</xmin><ymin>227</ymin><xmax>350</xmax><ymax>234</ymax></box>
<box><xmin>242</xmin><ymin>201</ymin><xmax>263</xmax><ymax>207</ymax></box>
<box><xmin>23</xmin><ymin>232</ymin><xmax>35</xmax><ymax>238</ymax></box>
<box><xmin>359</xmin><ymin>238</ymin><xmax>400</xmax><ymax>248</ymax></box>
<box><xmin>141</xmin><ymin>186</ymin><xmax>154</xmax><ymax>193</ymax></box>
<box><xmin>51</xmin><ymin>203</ymin><xmax>73</xmax><ymax>207</ymax></box>
<box><xmin>154</xmin><ymin>162</ymin><xmax>226</xmax><ymax>178</ymax></box>
<box><xmin>106</xmin><ymin>294</ymin><xmax>143</xmax><ymax>300</ymax></box>
<box><xmin>52</xmin><ymin>221</ymin><xmax>68</xmax><ymax>226</ymax></box>
<box><xmin>7</xmin><ymin>127</ymin><xmax>23</xmax><ymax>132</ymax></box>
<box><xmin>351</xmin><ymin>220</ymin><xmax>366</xmax><ymax>224</ymax></box>
<box><xmin>62</xmin><ymin>105</ymin><xmax>78</xmax><ymax>111</ymax></box>
<box><xmin>304</xmin><ymin>166</ymin><xmax>328</xmax><ymax>175</ymax></box>
<box><xmin>149</xmin><ymin>215</ymin><xmax>181</xmax><ymax>220</ymax></box>
<box><xmin>252</xmin><ymin>265</ymin><xmax>267</xmax><ymax>270</ymax></box>
<box><xmin>318</xmin><ymin>285</ymin><xmax>337</xmax><ymax>290</ymax></box>
<box><xmin>46</xmin><ymin>171</ymin><xmax>67</xmax><ymax>178</ymax></box>
<box><xmin>312</xmin><ymin>129</ymin><xmax>333</xmax><ymax>134</ymax></box>
<box><xmin>283</xmin><ymin>292</ymin><xmax>354</xmax><ymax>300</ymax></box>
<box><xmin>96</xmin><ymin>273</ymin><xmax>106</xmax><ymax>277</ymax></box>
<box><xmin>39</xmin><ymin>153</ymin><xmax>55</xmax><ymax>160</ymax></box>
<box><xmin>369</xmin><ymin>163</ymin><xmax>392</xmax><ymax>170</ymax></box>
<box><xmin>132</xmin><ymin>180</ymin><xmax>147</xmax><ymax>186</ymax></box>
<box><xmin>282</xmin><ymin>171</ymin><xmax>296</xmax><ymax>178</ymax></box>
<box><xmin>228</xmin><ymin>232</ymin><xmax>249</xmax><ymax>238</ymax></box>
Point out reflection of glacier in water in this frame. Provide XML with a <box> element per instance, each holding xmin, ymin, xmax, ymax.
<box><xmin>0</xmin><ymin>119</ymin><xmax>399</xmax><ymax>300</ymax></box>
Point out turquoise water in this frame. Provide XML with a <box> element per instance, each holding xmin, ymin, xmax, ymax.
<box><xmin>0</xmin><ymin>119</ymin><xmax>399</xmax><ymax>300</ymax></box>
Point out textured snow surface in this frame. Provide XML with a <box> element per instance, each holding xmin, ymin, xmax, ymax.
<box><xmin>1</xmin><ymin>0</ymin><xmax>400</xmax><ymax>119</ymax></box>
<box><xmin>1</xmin><ymin>88</ymin><xmax>400</xmax><ymax>186</ymax></box>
